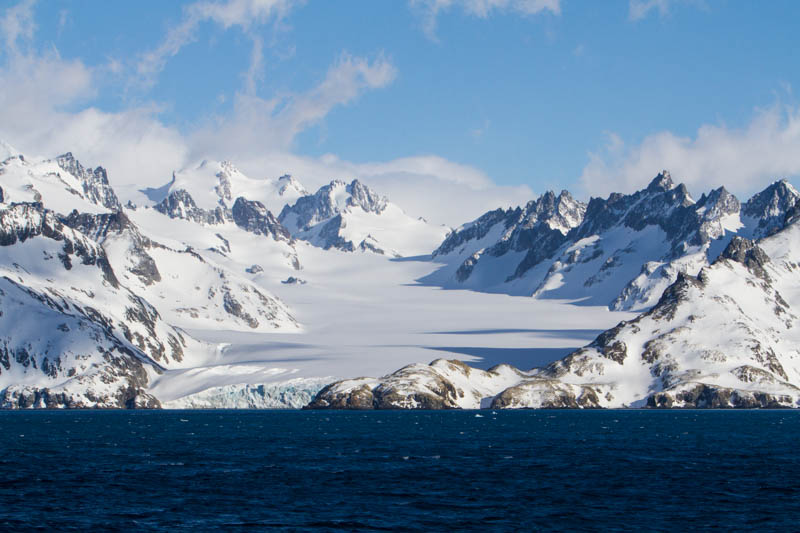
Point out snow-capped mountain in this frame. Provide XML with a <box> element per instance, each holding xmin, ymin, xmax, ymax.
<box><xmin>0</xmin><ymin>150</ymin><xmax>119</xmax><ymax>215</ymax></box>
<box><xmin>430</xmin><ymin>189</ymin><xmax>586</xmax><ymax>286</ymax></box>
<box><xmin>278</xmin><ymin>179</ymin><xmax>449</xmax><ymax>257</ymax></box>
<box><xmin>143</xmin><ymin>159</ymin><xmax>308</xmax><ymax>215</ymax></box>
<box><xmin>0</xmin><ymin>148</ymin><xmax>305</xmax><ymax>408</ymax></box>
<box><xmin>426</xmin><ymin>172</ymin><xmax>800</xmax><ymax>312</ymax></box>
<box><xmin>0</xmin><ymin>202</ymin><xmax>202</xmax><ymax>408</ymax></box>
<box><xmin>62</xmin><ymin>210</ymin><xmax>298</xmax><ymax>333</ymax></box>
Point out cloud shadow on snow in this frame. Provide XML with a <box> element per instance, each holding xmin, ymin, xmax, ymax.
<box><xmin>426</xmin><ymin>328</ymin><xmax>601</xmax><ymax>340</ymax></box>
<box><xmin>424</xmin><ymin>346</ymin><xmax>575</xmax><ymax>371</ymax></box>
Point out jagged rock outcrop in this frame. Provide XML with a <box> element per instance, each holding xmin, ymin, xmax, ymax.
<box><xmin>0</xmin><ymin>202</ymin><xmax>119</xmax><ymax>286</ymax></box>
<box><xmin>231</xmin><ymin>197</ymin><xmax>291</xmax><ymax>241</ymax></box>
<box><xmin>61</xmin><ymin>209</ymin><xmax>162</xmax><ymax>286</ymax></box>
<box><xmin>0</xmin><ymin>202</ymin><xmax>193</xmax><ymax>408</ymax></box>
<box><xmin>154</xmin><ymin>189</ymin><xmax>229</xmax><ymax>225</ymax></box>
<box><xmin>647</xmin><ymin>383</ymin><xmax>794</xmax><ymax>409</ymax></box>
<box><xmin>742</xmin><ymin>180</ymin><xmax>800</xmax><ymax>239</ymax></box>
<box><xmin>428</xmin><ymin>173</ymin><xmax>800</xmax><ymax>313</ymax></box>
<box><xmin>56</xmin><ymin>152</ymin><xmax>121</xmax><ymax>211</ymax></box>
<box><xmin>153</xmin><ymin>188</ymin><xmax>294</xmax><ymax>246</ymax></box>
<box><xmin>434</xmin><ymin>190</ymin><xmax>587</xmax><ymax>283</ymax></box>
<box><xmin>279</xmin><ymin>179</ymin><xmax>388</xmax><ymax>233</ymax></box>
<box><xmin>279</xmin><ymin>178</ymin><xmax>447</xmax><ymax>256</ymax></box>
<box><xmin>307</xmin><ymin>359</ymin><xmax>529</xmax><ymax>410</ymax></box>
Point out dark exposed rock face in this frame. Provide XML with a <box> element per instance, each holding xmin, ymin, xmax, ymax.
<box><xmin>154</xmin><ymin>189</ymin><xmax>228</xmax><ymax>225</ymax></box>
<box><xmin>315</xmin><ymin>215</ymin><xmax>355</xmax><ymax>251</ymax></box>
<box><xmin>56</xmin><ymin>152</ymin><xmax>121</xmax><ymax>211</ymax></box>
<box><xmin>718</xmin><ymin>236</ymin><xmax>771</xmax><ymax>281</ymax></box>
<box><xmin>222</xmin><ymin>289</ymin><xmax>259</xmax><ymax>329</ymax></box>
<box><xmin>647</xmin><ymin>384</ymin><xmax>793</xmax><ymax>409</ymax></box>
<box><xmin>305</xmin><ymin>359</ymin><xmax>607</xmax><ymax>410</ymax></box>
<box><xmin>429</xmin><ymin>172</ymin><xmax>800</xmax><ymax>315</ymax></box>
<box><xmin>0</xmin><ymin>273</ymin><xmax>175</xmax><ymax>409</ymax></box>
<box><xmin>434</xmin><ymin>189</ymin><xmax>586</xmax><ymax>281</ymax></box>
<box><xmin>0</xmin><ymin>202</ymin><xmax>120</xmax><ymax>288</ymax></box>
<box><xmin>61</xmin><ymin>209</ymin><xmax>162</xmax><ymax>286</ymax></box>
<box><xmin>742</xmin><ymin>180</ymin><xmax>800</xmax><ymax>239</ymax></box>
<box><xmin>346</xmin><ymin>179</ymin><xmax>387</xmax><ymax>214</ymax></box>
<box><xmin>570</xmin><ymin>172</ymin><xmax>731</xmax><ymax>258</ymax></box>
<box><xmin>306</xmin><ymin>382</ymin><xmax>375</xmax><ymax>409</ymax></box>
<box><xmin>434</xmin><ymin>208</ymin><xmax>510</xmax><ymax>257</ymax></box>
<box><xmin>306</xmin><ymin>360</ymin><xmax>479</xmax><ymax>410</ymax></box>
<box><xmin>0</xmin><ymin>341</ymin><xmax>163</xmax><ymax>410</ymax></box>
<box><xmin>231</xmin><ymin>197</ymin><xmax>291</xmax><ymax>241</ymax></box>
<box><xmin>490</xmin><ymin>380</ymin><xmax>602</xmax><ymax>409</ymax></box>
<box><xmin>154</xmin><ymin>190</ymin><xmax>295</xmax><ymax>245</ymax></box>
<box><xmin>279</xmin><ymin>179</ymin><xmax>374</xmax><ymax>232</ymax></box>
<box><xmin>0</xmin><ymin>201</ymin><xmax>194</xmax><ymax>408</ymax></box>
<box><xmin>648</xmin><ymin>271</ymin><xmax>704</xmax><ymax>321</ymax></box>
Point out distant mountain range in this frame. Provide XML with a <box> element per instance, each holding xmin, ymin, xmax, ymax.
<box><xmin>426</xmin><ymin>171</ymin><xmax>799</xmax><ymax>311</ymax></box>
<box><xmin>2</xmin><ymin>140</ymin><xmax>800</xmax><ymax>409</ymax></box>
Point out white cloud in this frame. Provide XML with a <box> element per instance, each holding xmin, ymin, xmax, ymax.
<box><xmin>136</xmin><ymin>0</ymin><xmax>299</xmax><ymax>85</ymax></box>
<box><xmin>628</xmin><ymin>0</ymin><xmax>707</xmax><ymax>21</ymax></box>
<box><xmin>0</xmin><ymin>51</ymin><xmax>94</xmax><ymax>112</ymax></box>
<box><xmin>1</xmin><ymin>0</ymin><xmax>35</xmax><ymax>54</ymax></box>
<box><xmin>189</xmin><ymin>52</ymin><xmax>397</xmax><ymax>160</ymax></box>
<box><xmin>628</xmin><ymin>0</ymin><xmax>671</xmax><ymax>20</ymax></box>
<box><xmin>0</xmin><ymin>53</ymin><xmax>188</xmax><ymax>189</ymax></box>
<box><xmin>411</xmin><ymin>0</ymin><xmax>560</xmax><ymax>40</ymax></box>
<box><xmin>579</xmin><ymin>104</ymin><xmax>800</xmax><ymax>198</ymax></box>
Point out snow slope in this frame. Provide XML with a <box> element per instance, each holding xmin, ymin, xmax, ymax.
<box><xmin>0</xmin><ymin>152</ymin><xmax>117</xmax><ymax>215</ymax></box>
<box><xmin>279</xmin><ymin>179</ymin><xmax>449</xmax><ymax>257</ymax></box>
<box><xmin>0</xmin><ymin>203</ymin><xmax>210</xmax><ymax>408</ymax></box>
<box><xmin>141</xmin><ymin>159</ymin><xmax>308</xmax><ymax>215</ymax></box>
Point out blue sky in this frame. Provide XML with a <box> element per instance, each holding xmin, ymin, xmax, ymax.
<box><xmin>2</xmin><ymin>0</ymin><xmax>800</xmax><ymax>223</ymax></box>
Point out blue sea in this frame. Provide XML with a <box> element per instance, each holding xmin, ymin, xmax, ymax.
<box><xmin>1</xmin><ymin>410</ymin><xmax>798</xmax><ymax>531</ymax></box>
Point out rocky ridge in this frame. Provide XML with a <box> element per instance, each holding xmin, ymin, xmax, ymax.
<box><xmin>0</xmin><ymin>202</ymin><xmax>195</xmax><ymax>408</ymax></box>
<box><xmin>427</xmin><ymin>172</ymin><xmax>800</xmax><ymax>312</ymax></box>
<box><xmin>279</xmin><ymin>178</ymin><xmax>448</xmax><ymax>256</ymax></box>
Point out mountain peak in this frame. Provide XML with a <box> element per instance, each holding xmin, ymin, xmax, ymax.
<box><xmin>55</xmin><ymin>152</ymin><xmax>121</xmax><ymax>211</ymax></box>
<box><xmin>742</xmin><ymin>179</ymin><xmax>800</xmax><ymax>239</ymax></box>
<box><xmin>276</xmin><ymin>174</ymin><xmax>309</xmax><ymax>197</ymax></box>
<box><xmin>346</xmin><ymin>179</ymin><xmax>387</xmax><ymax>214</ymax></box>
<box><xmin>646</xmin><ymin>170</ymin><xmax>674</xmax><ymax>193</ymax></box>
